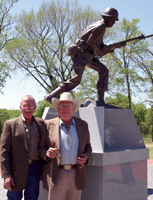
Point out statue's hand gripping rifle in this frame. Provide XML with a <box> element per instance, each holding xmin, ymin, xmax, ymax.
<box><xmin>97</xmin><ymin>34</ymin><xmax>153</xmax><ymax>58</ymax></box>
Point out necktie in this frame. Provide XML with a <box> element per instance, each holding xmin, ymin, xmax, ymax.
<box><xmin>62</xmin><ymin>123</ymin><xmax>73</xmax><ymax>145</ymax></box>
<box><xmin>65</xmin><ymin>125</ymin><xmax>70</xmax><ymax>131</ymax></box>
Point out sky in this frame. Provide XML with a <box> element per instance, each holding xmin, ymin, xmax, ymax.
<box><xmin>1</xmin><ymin>0</ymin><xmax>153</xmax><ymax>109</ymax></box>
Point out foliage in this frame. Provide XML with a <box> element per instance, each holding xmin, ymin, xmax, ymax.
<box><xmin>34</xmin><ymin>100</ymin><xmax>51</xmax><ymax>118</ymax></box>
<box><xmin>0</xmin><ymin>0</ymin><xmax>18</xmax><ymax>51</ymax></box>
<box><xmin>0</xmin><ymin>0</ymin><xmax>18</xmax><ymax>93</ymax></box>
<box><xmin>144</xmin><ymin>139</ymin><xmax>153</xmax><ymax>159</ymax></box>
<box><xmin>132</xmin><ymin>103</ymin><xmax>148</xmax><ymax>135</ymax></box>
<box><xmin>6</xmin><ymin>0</ymin><xmax>100</xmax><ymax>94</ymax></box>
<box><xmin>132</xmin><ymin>41</ymin><xmax>153</xmax><ymax>104</ymax></box>
<box><xmin>8</xmin><ymin>109</ymin><xmax>21</xmax><ymax>118</ymax></box>
<box><xmin>105</xmin><ymin>92</ymin><xmax>130</xmax><ymax>108</ymax></box>
<box><xmin>0</xmin><ymin>61</ymin><xmax>10</xmax><ymax>93</ymax></box>
<box><xmin>0</xmin><ymin>108</ymin><xmax>21</xmax><ymax>132</ymax></box>
<box><xmin>105</xmin><ymin>18</ymin><xmax>147</xmax><ymax>109</ymax></box>
<box><xmin>144</xmin><ymin>106</ymin><xmax>153</xmax><ymax>139</ymax></box>
<box><xmin>132</xmin><ymin>103</ymin><xmax>147</xmax><ymax>125</ymax></box>
<box><xmin>0</xmin><ymin>109</ymin><xmax>10</xmax><ymax>132</ymax></box>
<box><xmin>148</xmin><ymin>146</ymin><xmax>153</xmax><ymax>159</ymax></box>
<box><xmin>73</xmin><ymin>68</ymin><xmax>98</xmax><ymax>100</ymax></box>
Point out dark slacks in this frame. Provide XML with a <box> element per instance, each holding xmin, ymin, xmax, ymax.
<box><xmin>7</xmin><ymin>161</ymin><xmax>40</xmax><ymax>200</ymax></box>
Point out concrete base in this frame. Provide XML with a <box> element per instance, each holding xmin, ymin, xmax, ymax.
<box><xmin>82</xmin><ymin>160</ymin><xmax>147</xmax><ymax>200</ymax></box>
<box><xmin>38</xmin><ymin>181</ymin><xmax>47</xmax><ymax>200</ymax></box>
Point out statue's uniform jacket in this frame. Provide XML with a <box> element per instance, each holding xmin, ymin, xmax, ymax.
<box><xmin>60</xmin><ymin>19</ymin><xmax>109</xmax><ymax>92</ymax></box>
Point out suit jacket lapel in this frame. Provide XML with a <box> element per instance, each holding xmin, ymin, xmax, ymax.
<box><xmin>49</xmin><ymin>118</ymin><xmax>61</xmax><ymax>165</ymax></box>
<box><xmin>74</xmin><ymin>118</ymin><xmax>84</xmax><ymax>157</ymax></box>
<box><xmin>16</xmin><ymin>116</ymin><xmax>29</xmax><ymax>151</ymax></box>
<box><xmin>35</xmin><ymin>118</ymin><xmax>43</xmax><ymax>135</ymax></box>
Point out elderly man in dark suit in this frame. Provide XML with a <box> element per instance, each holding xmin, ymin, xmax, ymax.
<box><xmin>39</xmin><ymin>92</ymin><xmax>92</xmax><ymax>200</ymax></box>
<box><xmin>0</xmin><ymin>95</ymin><xmax>46</xmax><ymax>200</ymax></box>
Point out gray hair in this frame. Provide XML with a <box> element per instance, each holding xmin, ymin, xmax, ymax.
<box><xmin>20</xmin><ymin>95</ymin><xmax>36</xmax><ymax>105</ymax></box>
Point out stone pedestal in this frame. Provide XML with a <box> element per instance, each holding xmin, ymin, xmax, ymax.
<box><xmin>80</xmin><ymin>106</ymin><xmax>149</xmax><ymax>200</ymax></box>
<box><xmin>39</xmin><ymin>102</ymin><xmax>149</xmax><ymax>200</ymax></box>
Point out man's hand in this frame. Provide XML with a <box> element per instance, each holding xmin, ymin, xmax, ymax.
<box><xmin>77</xmin><ymin>154</ymin><xmax>88</xmax><ymax>169</ymax></box>
<box><xmin>4</xmin><ymin>177</ymin><xmax>15</xmax><ymax>191</ymax></box>
<box><xmin>46</xmin><ymin>147</ymin><xmax>59</xmax><ymax>158</ymax></box>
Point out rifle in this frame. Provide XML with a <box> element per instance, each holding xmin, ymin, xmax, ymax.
<box><xmin>97</xmin><ymin>34</ymin><xmax>153</xmax><ymax>58</ymax></box>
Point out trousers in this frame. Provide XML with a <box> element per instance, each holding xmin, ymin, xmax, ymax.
<box><xmin>7</xmin><ymin>161</ymin><xmax>40</xmax><ymax>200</ymax></box>
<box><xmin>49</xmin><ymin>168</ymin><xmax>81</xmax><ymax>200</ymax></box>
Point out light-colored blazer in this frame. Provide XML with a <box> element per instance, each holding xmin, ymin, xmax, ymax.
<box><xmin>0</xmin><ymin>116</ymin><xmax>45</xmax><ymax>191</ymax></box>
<box><xmin>39</xmin><ymin>117</ymin><xmax>92</xmax><ymax>190</ymax></box>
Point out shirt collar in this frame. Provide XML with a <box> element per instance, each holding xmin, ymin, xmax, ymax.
<box><xmin>21</xmin><ymin>114</ymin><xmax>35</xmax><ymax>125</ymax></box>
<box><xmin>59</xmin><ymin>117</ymin><xmax>76</xmax><ymax>127</ymax></box>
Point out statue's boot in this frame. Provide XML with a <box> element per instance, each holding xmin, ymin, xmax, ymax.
<box><xmin>96</xmin><ymin>88</ymin><xmax>105</xmax><ymax>106</ymax></box>
<box><xmin>45</xmin><ymin>87</ymin><xmax>65</xmax><ymax>103</ymax></box>
<box><xmin>97</xmin><ymin>88</ymin><xmax>122</xmax><ymax>108</ymax></box>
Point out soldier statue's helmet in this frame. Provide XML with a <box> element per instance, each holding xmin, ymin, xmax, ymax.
<box><xmin>102</xmin><ymin>7</ymin><xmax>119</xmax><ymax>21</ymax></box>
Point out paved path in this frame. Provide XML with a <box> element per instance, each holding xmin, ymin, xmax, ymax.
<box><xmin>0</xmin><ymin>174</ymin><xmax>6</xmax><ymax>200</ymax></box>
<box><xmin>148</xmin><ymin>160</ymin><xmax>153</xmax><ymax>200</ymax></box>
<box><xmin>0</xmin><ymin>160</ymin><xmax>153</xmax><ymax>200</ymax></box>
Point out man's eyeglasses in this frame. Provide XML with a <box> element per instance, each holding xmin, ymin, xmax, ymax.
<box><xmin>58</xmin><ymin>104</ymin><xmax>74</xmax><ymax>109</ymax></box>
<box><xmin>21</xmin><ymin>104</ymin><xmax>35</xmax><ymax>108</ymax></box>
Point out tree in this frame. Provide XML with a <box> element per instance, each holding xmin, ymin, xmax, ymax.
<box><xmin>132</xmin><ymin>103</ymin><xmax>147</xmax><ymax>125</ymax></box>
<box><xmin>132</xmin><ymin>103</ymin><xmax>148</xmax><ymax>136</ymax></box>
<box><xmin>0</xmin><ymin>0</ymin><xmax>18</xmax><ymax>51</ymax></box>
<box><xmin>145</xmin><ymin>106</ymin><xmax>153</xmax><ymax>140</ymax></box>
<box><xmin>0</xmin><ymin>108</ymin><xmax>21</xmax><ymax>134</ymax></box>
<box><xmin>105</xmin><ymin>92</ymin><xmax>130</xmax><ymax>109</ymax></box>
<box><xmin>0</xmin><ymin>108</ymin><xmax>10</xmax><ymax>133</ymax></box>
<box><xmin>74</xmin><ymin>68</ymin><xmax>98</xmax><ymax>100</ymax></box>
<box><xmin>0</xmin><ymin>0</ymin><xmax>18</xmax><ymax>93</ymax></box>
<box><xmin>34</xmin><ymin>100</ymin><xmax>51</xmax><ymax>118</ymax></box>
<box><xmin>8</xmin><ymin>109</ymin><xmax>21</xmax><ymax>118</ymax></box>
<box><xmin>105</xmin><ymin>18</ymin><xmax>147</xmax><ymax>109</ymax></box>
<box><xmin>0</xmin><ymin>61</ymin><xmax>10</xmax><ymax>93</ymax></box>
<box><xmin>132</xmin><ymin>40</ymin><xmax>153</xmax><ymax>105</ymax></box>
<box><xmin>6</xmin><ymin>0</ymin><xmax>100</xmax><ymax>94</ymax></box>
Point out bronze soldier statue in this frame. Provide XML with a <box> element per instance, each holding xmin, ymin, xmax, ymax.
<box><xmin>45</xmin><ymin>7</ymin><xmax>125</xmax><ymax>105</ymax></box>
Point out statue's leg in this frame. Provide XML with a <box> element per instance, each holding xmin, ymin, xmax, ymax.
<box><xmin>45</xmin><ymin>86</ymin><xmax>65</xmax><ymax>103</ymax></box>
<box><xmin>97</xmin><ymin>88</ymin><xmax>105</xmax><ymax>103</ymax></box>
<box><xmin>87</xmin><ymin>58</ymin><xmax>109</xmax><ymax>103</ymax></box>
<box><xmin>59</xmin><ymin>64</ymin><xmax>85</xmax><ymax>91</ymax></box>
<box><xmin>45</xmin><ymin>64</ymin><xmax>85</xmax><ymax>103</ymax></box>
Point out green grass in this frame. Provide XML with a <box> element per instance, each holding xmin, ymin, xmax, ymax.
<box><xmin>148</xmin><ymin>146</ymin><xmax>153</xmax><ymax>160</ymax></box>
<box><xmin>143</xmin><ymin>136</ymin><xmax>153</xmax><ymax>159</ymax></box>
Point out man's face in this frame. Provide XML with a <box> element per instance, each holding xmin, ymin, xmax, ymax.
<box><xmin>106</xmin><ymin>17</ymin><xmax>116</xmax><ymax>27</ymax></box>
<box><xmin>20</xmin><ymin>96</ymin><xmax>36</xmax><ymax>122</ymax></box>
<box><xmin>58</xmin><ymin>101</ymin><xmax>74</xmax><ymax>124</ymax></box>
